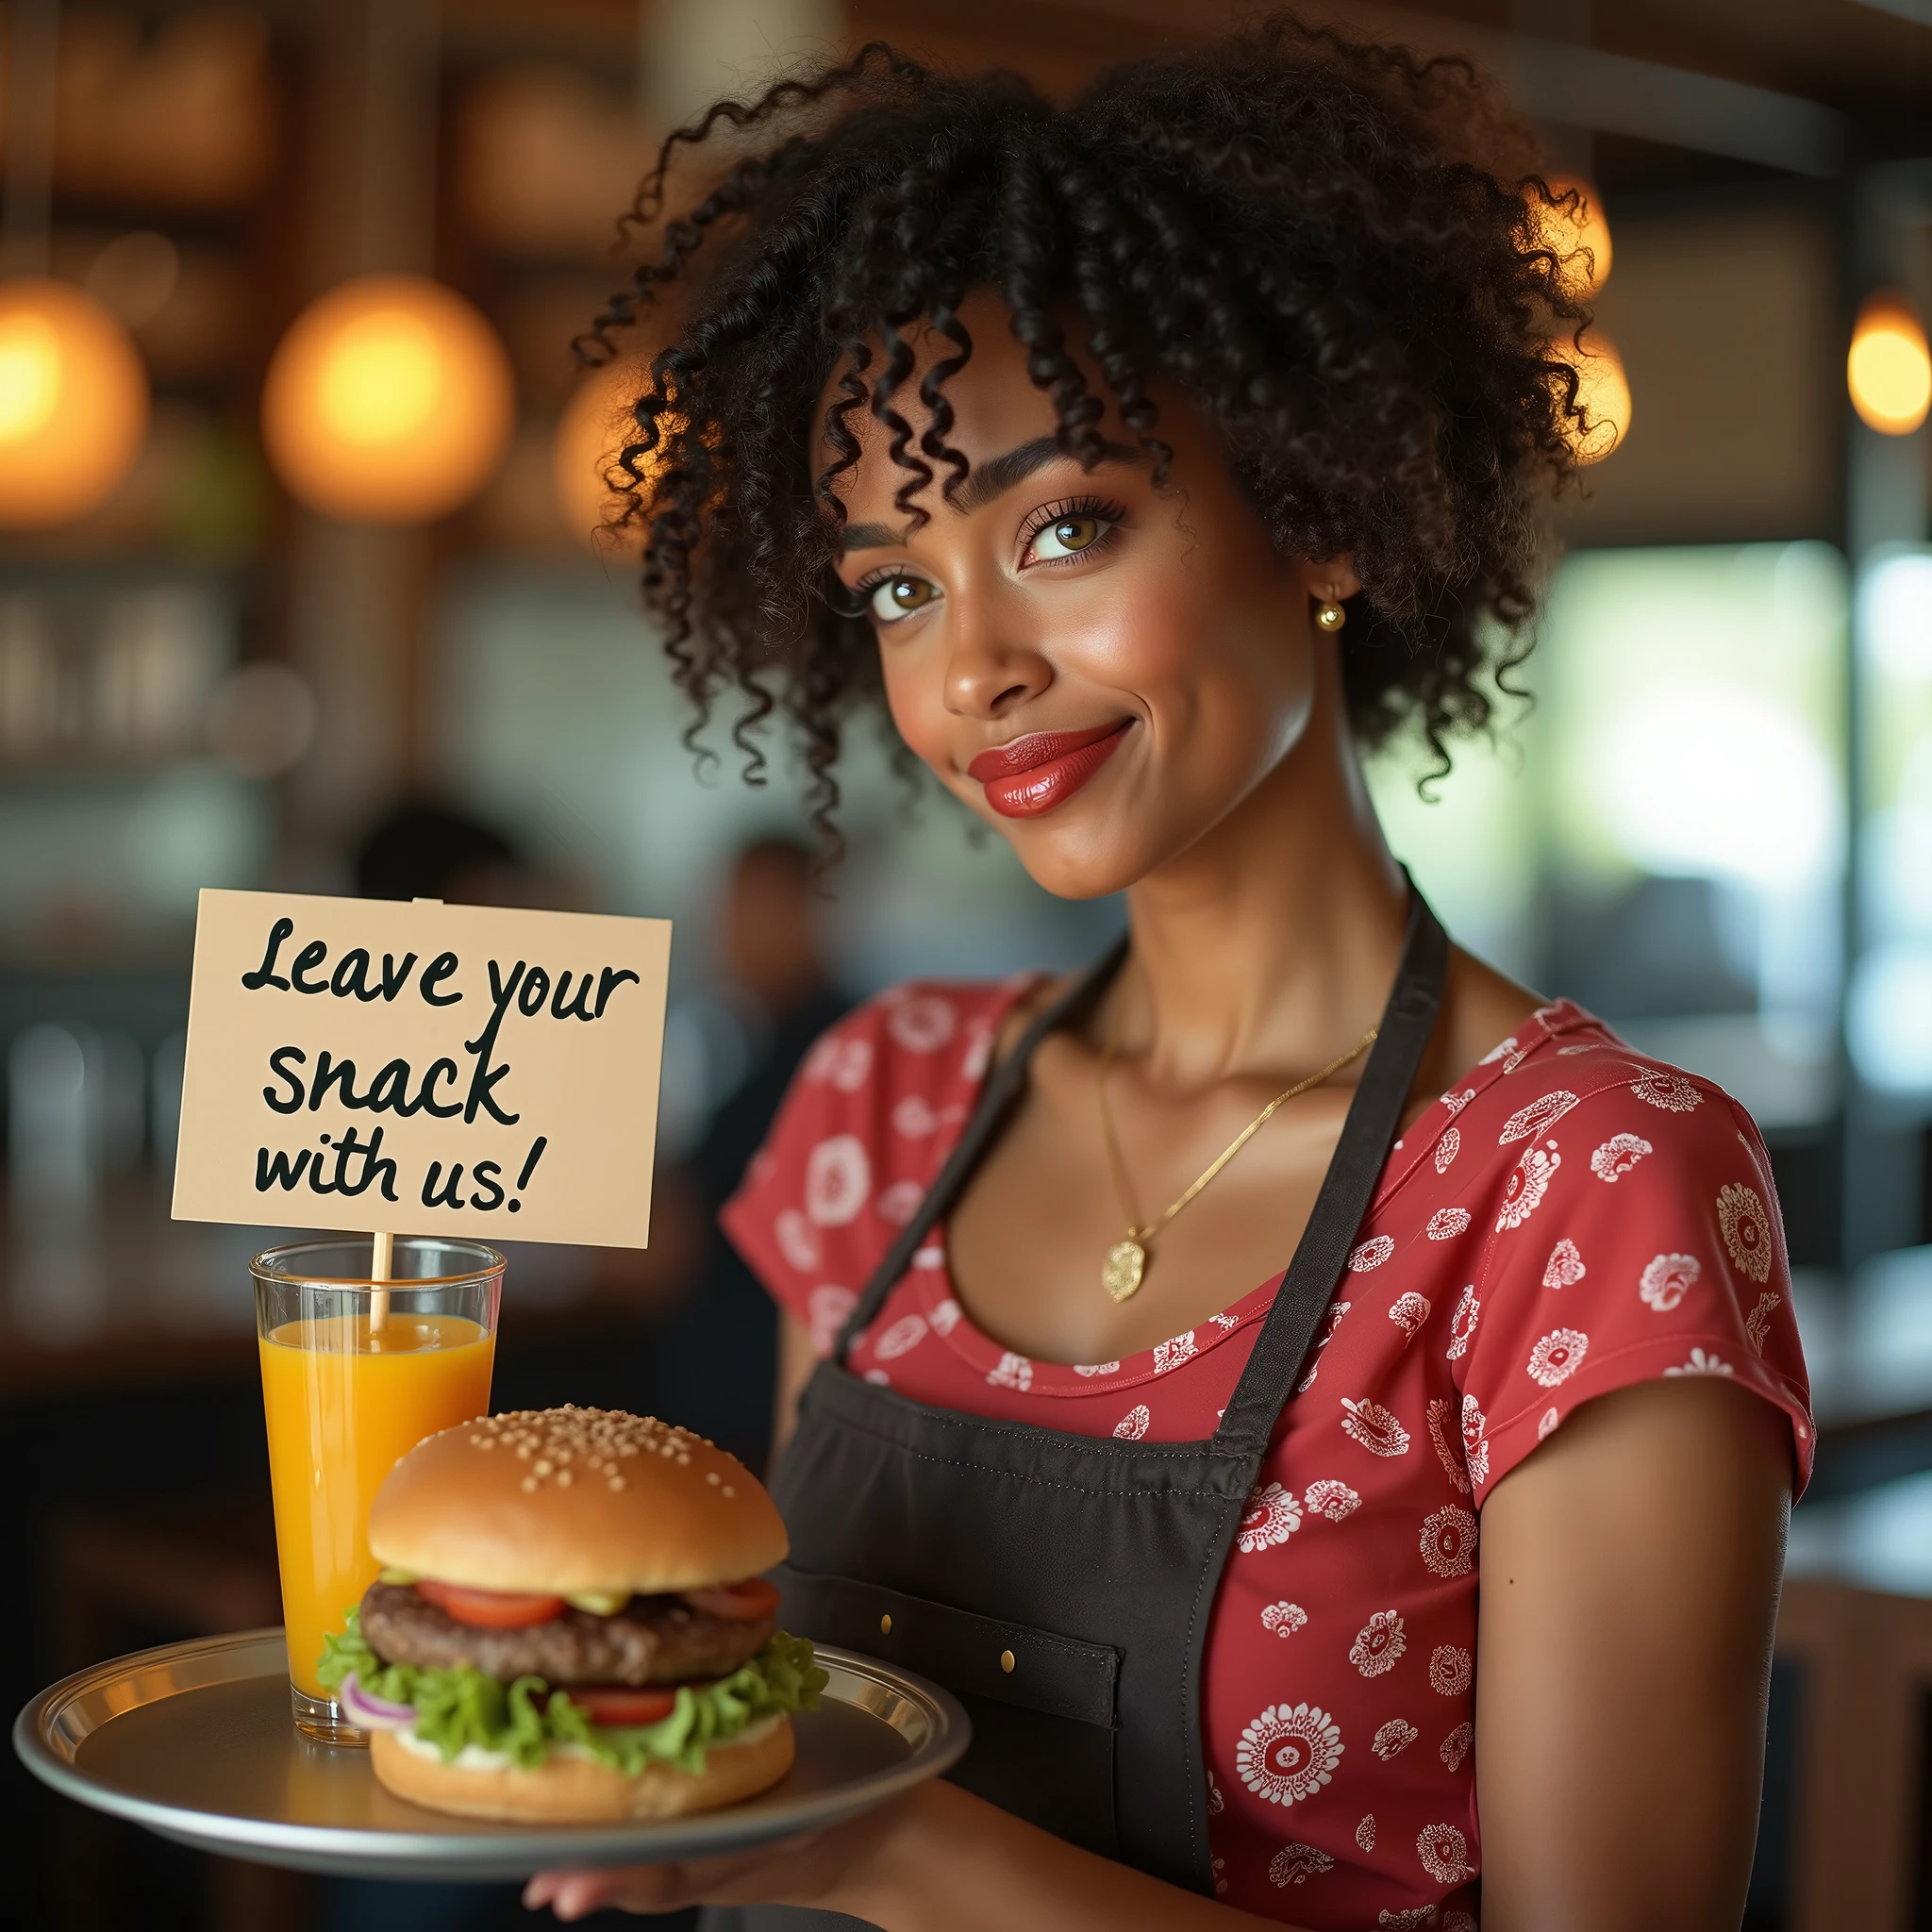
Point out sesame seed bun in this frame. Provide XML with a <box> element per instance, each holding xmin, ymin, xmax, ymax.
<box><xmin>368</xmin><ymin>1407</ymin><xmax>789</xmax><ymax>1596</ymax></box>
<box><xmin>370</xmin><ymin>1713</ymin><xmax>795</xmax><ymax>1822</ymax></box>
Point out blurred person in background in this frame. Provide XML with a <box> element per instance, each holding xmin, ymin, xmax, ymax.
<box><xmin>355</xmin><ymin>797</ymin><xmax>526</xmax><ymax>906</ymax></box>
<box><xmin>652</xmin><ymin>837</ymin><xmax>850</xmax><ymax>1470</ymax></box>
<box><xmin>530</xmin><ymin>18</ymin><xmax>1807</xmax><ymax>1931</ymax></box>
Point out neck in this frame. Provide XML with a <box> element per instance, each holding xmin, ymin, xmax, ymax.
<box><xmin>1118</xmin><ymin>656</ymin><xmax>1407</xmax><ymax>1089</ymax></box>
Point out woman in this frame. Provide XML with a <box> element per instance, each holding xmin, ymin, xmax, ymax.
<box><xmin>529</xmin><ymin>22</ymin><xmax>1807</xmax><ymax>1927</ymax></box>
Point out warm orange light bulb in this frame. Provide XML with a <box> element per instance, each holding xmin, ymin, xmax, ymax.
<box><xmin>0</xmin><ymin>312</ymin><xmax>61</xmax><ymax>441</ymax></box>
<box><xmin>1848</xmin><ymin>292</ymin><xmax>1931</xmax><ymax>436</ymax></box>
<box><xmin>314</xmin><ymin>308</ymin><xmax>445</xmax><ymax>447</ymax></box>
<box><xmin>1533</xmin><ymin>177</ymin><xmax>1613</xmax><ymax>294</ymax></box>
<box><xmin>1553</xmin><ymin>328</ymin><xmax>1631</xmax><ymax>464</ymax></box>
<box><xmin>0</xmin><ymin>279</ymin><xmax>149</xmax><ymax>527</ymax></box>
<box><xmin>551</xmin><ymin>358</ymin><xmax>654</xmax><ymax>551</ymax></box>
<box><xmin>262</xmin><ymin>275</ymin><xmax>515</xmax><ymax>524</ymax></box>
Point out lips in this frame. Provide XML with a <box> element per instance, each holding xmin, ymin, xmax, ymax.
<box><xmin>966</xmin><ymin>720</ymin><xmax>1132</xmax><ymax>819</ymax></box>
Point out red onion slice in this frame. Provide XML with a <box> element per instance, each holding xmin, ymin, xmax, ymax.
<box><xmin>340</xmin><ymin>1672</ymin><xmax>417</xmax><ymax>1731</ymax></box>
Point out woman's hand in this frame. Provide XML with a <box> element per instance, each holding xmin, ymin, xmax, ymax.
<box><xmin>524</xmin><ymin>1778</ymin><xmax>1298</xmax><ymax>1929</ymax></box>
<box><xmin>522</xmin><ymin>1795</ymin><xmax>909</xmax><ymax>1920</ymax></box>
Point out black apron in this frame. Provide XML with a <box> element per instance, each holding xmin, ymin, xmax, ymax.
<box><xmin>704</xmin><ymin>892</ymin><xmax>1446</xmax><ymax>1931</ymax></box>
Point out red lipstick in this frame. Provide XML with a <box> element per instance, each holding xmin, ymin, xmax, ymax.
<box><xmin>967</xmin><ymin>720</ymin><xmax>1132</xmax><ymax>819</ymax></box>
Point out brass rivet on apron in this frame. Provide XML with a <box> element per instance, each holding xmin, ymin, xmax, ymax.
<box><xmin>880</xmin><ymin>1613</ymin><xmax>892</xmax><ymax>1636</ymax></box>
<box><xmin>1000</xmin><ymin>1648</ymin><xmax>1016</xmax><ymax>1674</ymax></box>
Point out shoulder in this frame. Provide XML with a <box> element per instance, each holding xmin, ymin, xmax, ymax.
<box><xmin>788</xmin><ymin>977</ymin><xmax>1033</xmax><ymax>1111</ymax></box>
<box><xmin>749</xmin><ymin>975</ymin><xmax>1029</xmax><ymax>1191</ymax></box>
<box><xmin>1433</xmin><ymin>1002</ymin><xmax>1765</xmax><ymax>1197</ymax></box>
<box><xmin>1429</xmin><ymin>1004</ymin><xmax>1811</xmax><ymax>1500</ymax></box>
<box><xmin>1440</xmin><ymin>1002</ymin><xmax>1787</xmax><ymax>1304</ymax></box>
<box><xmin>717</xmin><ymin>977</ymin><xmax>1036</xmax><ymax>1341</ymax></box>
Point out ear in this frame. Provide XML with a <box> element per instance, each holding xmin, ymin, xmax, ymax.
<box><xmin>1301</xmin><ymin>555</ymin><xmax>1362</xmax><ymax>603</ymax></box>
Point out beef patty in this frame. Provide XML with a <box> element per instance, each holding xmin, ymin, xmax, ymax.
<box><xmin>358</xmin><ymin>1582</ymin><xmax>776</xmax><ymax>1685</ymax></box>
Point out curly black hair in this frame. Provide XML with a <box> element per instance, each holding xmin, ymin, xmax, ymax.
<box><xmin>586</xmin><ymin>15</ymin><xmax>1594</xmax><ymax>846</ymax></box>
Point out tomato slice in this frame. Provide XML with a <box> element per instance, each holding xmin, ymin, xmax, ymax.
<box><xmin>569</xmin><ymin>1685</ymin><xmax>678</xmax><ymax>1726</ymax></box>
<box><xmin>415</xmin><ymin>1578</ymin><xmax>566</xmax><ymax>1628</ymax></box>
<box><xmin>681</xmin><ymin>1576</ymin><xmax>781</xmax><ymax>1622</ymax></box>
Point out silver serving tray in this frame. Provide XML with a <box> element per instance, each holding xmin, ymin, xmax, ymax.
<box><xmin>13</xmin><ymin>1628</ymin><xmax>969</xmax><ymax>1881</ymax></box>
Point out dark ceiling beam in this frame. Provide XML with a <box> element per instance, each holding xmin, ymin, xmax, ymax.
<box><xmin>1035</xmin><ymin>0</ymin><xmax>1857</xmax><ymax>176</ymax></box>
<box><xmin>1503</xmin><ymin>33</ymin><xmax>1847</xmax><ymax>177</ymax></box>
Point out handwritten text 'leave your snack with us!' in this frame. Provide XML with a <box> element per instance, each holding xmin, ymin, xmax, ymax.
<box><xmin>172</xmin><ymin>891</ymin><xmax>672</xmax><ymax>1251</ymax></box>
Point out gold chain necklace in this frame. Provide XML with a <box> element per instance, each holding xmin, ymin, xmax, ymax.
<box><xmin>1096</xmin><ymin>1020</ymin><xmax>1379</xmax><ymax>1303</ymax></box>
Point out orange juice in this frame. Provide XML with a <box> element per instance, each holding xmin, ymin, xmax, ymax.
<box><xmin>258</xmin><ymin>1311</ymin><xmax>495</xmax><ymax>1699</ymax></box>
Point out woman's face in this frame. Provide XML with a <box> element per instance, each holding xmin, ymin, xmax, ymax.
<box><xmin>826</xmin><ymin>293</ymin><xmax>1357</xmax><ymax>902</ymax></box>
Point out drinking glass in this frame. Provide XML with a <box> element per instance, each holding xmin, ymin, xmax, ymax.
<box><xmin>252</xmin><ymin>1237</ymin><xmax>502</xmax><ymax>1742</ymax></box>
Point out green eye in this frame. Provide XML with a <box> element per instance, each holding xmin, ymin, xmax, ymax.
<box><xmin>868</xmin><ymin>575</ymin><xmax>938</xmax><ymax>623</ymax></box>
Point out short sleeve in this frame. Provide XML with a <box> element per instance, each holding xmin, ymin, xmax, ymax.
<box><xmin>1452</xmin><ymin>1068</ymin><xmax>1814</xmax><ymax>1501</ymax></box>
<box><xmin>718</xmin><ymin>983</ymin><xmax>1006</xmax><ymax>1358</ymax></box>
<box><xmin>716</xmin><ymin>1005</ymin><xmax>893</xmax><ymax>1357</ymax></box>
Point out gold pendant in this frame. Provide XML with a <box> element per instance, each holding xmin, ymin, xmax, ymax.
<box><xmin>1103</xmin><ymin>1238</ymin><xmax>1146</xmax><ymax>1303</ymax></box>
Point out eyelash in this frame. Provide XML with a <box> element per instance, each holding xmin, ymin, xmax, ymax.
<box><xmin>1017</xmin><ymin>496</ymin><xmax>1129</xmax><ymax>567</ymax></box>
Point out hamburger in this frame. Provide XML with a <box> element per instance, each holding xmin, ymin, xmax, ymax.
<box><xmin>315</xmin><ymin>1407</ymin><xmax>823</xmax><ymax>1823</ymax></box>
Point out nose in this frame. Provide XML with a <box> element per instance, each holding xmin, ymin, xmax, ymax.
<box><xmin>943</xmin><ymin>591</ymin><xmax>1051</xmax><ymax>721</ymax></box>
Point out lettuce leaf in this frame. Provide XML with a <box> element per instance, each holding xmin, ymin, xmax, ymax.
<box><xmin>318</xmin><ymin>1607</ymin><xmax>825</xmax><ymax>1775</ymax></box>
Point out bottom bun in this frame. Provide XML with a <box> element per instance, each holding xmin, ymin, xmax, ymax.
<box><xmin>370</xmin><ymin>1714</ymin><xmax>795</xmax><ymax>1824</ymax></box>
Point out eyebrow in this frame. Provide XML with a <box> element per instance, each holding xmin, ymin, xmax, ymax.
<box><xmin>838</xmin><ymin>437</ymin><xmax>1141</xmax><ymax>552</ymax></box>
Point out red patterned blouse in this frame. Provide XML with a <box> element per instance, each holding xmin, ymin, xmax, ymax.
<box><xmin>722</xmin><ymin>981</ymin><xmax>1812</xmax><ymax>1929</ymax></box>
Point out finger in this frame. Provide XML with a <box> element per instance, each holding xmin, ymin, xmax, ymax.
<box><xmin>525</xmin><ymin>1820</ymin><xmax>840</xmax><ymax>1919</ymax></box>
<box><xmin>528</xmin><ymin>1866</ymin><xmax>686</xmax><ymax>1920</ymax></box>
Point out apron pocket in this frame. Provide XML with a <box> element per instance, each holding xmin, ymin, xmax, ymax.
<box><xmin>775</xmin><ymin>1564</ymin><xmax>1121</xmax><ymax>1859</ymax></box>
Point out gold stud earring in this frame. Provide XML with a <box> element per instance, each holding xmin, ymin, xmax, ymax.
<box><xmin>1314</xmin><ymin>595</ymin><xmax>1347</xmax><ymax>633</ymax></box>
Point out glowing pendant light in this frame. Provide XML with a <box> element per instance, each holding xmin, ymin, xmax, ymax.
<box><xmin>0</xmin><ymin>0</ymin><xmax>149</xmax><ymax>526</ymax></box>
<box><xmin>551</xmin><ymin>357</ymin><xmax>652</xmax><ymax>551</ymax></box>
<box><xmin>0</xmin><ymin>277</ymin><xmax>149</xmax><ymax>525</ymax></box>
<box><xmin>1848</xmin><ymin>291</ymin><xmax>1931</xmax><ymax>437</ymax></box>
<box><xmin>261</xmin><ymin>273</ymin><xmax>515</xmax><ymax>525</ymax></box>
<box><xmin>1533</xmin><ymin>176</ymin><xmax>1613</xmax><ymax>296</ymax></box>
<box><xmin>1553</xmin><ymin>328</ymin><xmax>1631</xmax><ymax>464</ymax></box>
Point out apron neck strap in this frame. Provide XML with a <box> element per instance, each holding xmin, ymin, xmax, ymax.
<box><xmin>831</xmin><ymin>935</ymin><xmax>1131</xmax><ymax>1364</ymax></box>
<box><xmin>1210</xmin><ymin>888</ymin><xmax>1448</xmax><ymax>1459</ymax></box>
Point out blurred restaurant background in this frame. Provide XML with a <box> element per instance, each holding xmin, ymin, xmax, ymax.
<box><xmin>0</xmin><ymin>0</ymin><xmax>1926</xmax><ymax>1925</ymax></box>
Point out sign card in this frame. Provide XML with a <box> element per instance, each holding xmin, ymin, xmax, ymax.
<box><xmin>173</xmin><ymin>890</ymin><xmax>672</xmax><ymax>1250</ymax></box>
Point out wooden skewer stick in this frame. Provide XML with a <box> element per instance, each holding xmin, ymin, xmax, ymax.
<box><xmin>370</xmin><ymin>1230</ymin><xmax>393</xmax><ymax>1336</ymax></box>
